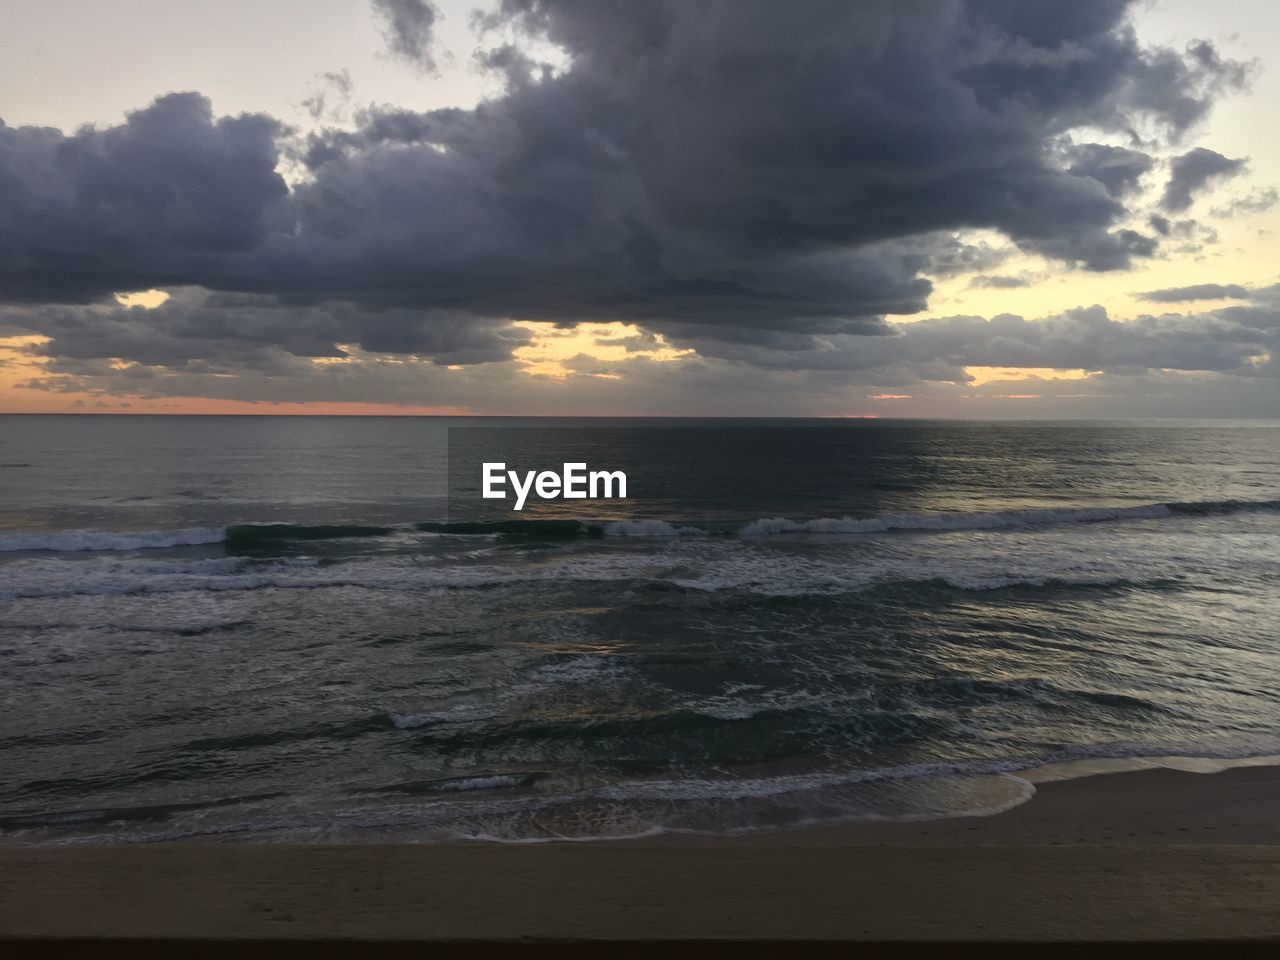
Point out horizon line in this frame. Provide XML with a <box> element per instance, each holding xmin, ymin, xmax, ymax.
<box><xmin>3</xmin><ymin>412</ymin><xmax>1279</xmax><ymax>422</ymax></box>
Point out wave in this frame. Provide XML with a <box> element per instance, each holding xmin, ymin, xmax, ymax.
<box><xmin>421</xmin><ymin>774</ymin><xmax>540</xmax><ymax>793</ymax></box>
<box><xmin>604</xmin><ymin>519</ymin><xmax>706</xmax><ymax>537</ymax></box>
<box><xmin>0</xmin><ymin>523</ymin><xmax>408</xmax><ymax>554</ymax></box>
<box><xmin>14</xmin><ymin>743</ymin><xmax>1280</xmax><ymax>845</ymax></box>
<box><xmin>225</xmin><ymin>523</ymin><xmax>399</xmax><ymax>545</ymax></box>
<box><xmin>0</xmin><ymin>560</ymin><xmax>1157</xmax><ymax>603</ymax></box>
<box><xmin>739</xmin><ymin>502</ymin><xmax>1177</xmax><ymax>535</ymax></box>
<box><xmin>3</xmin><ymin>496</ymin><xmax>1277</xmax><ymax>555</ymax></box>
<box><xmin>414</xmin><ymin>519</ymin><xmax>597</xmax><ymax>540</ymax></box>
<box><xmin>737</xmin><ymin>498</ymin><xmax>1280</xmax><ymax>535</ymax></box>
<box><xmin>2</xmin><ymin>762</ymin><xmax>1039</xmax><ymax>845</ymax></box>
<box><xmin>880</xmin><ymin>574</ymin><xmax>1179</xmax><ymax>594</ymax></box>
<box><xmin>0</xmin><ymin>527</ymin><xmax>226</xmax><ymax>553</ymax></box>
<box><xmin>0</xmin><ymin>792</ymin><xmax>290</xmax><ymax>831</ymax></box>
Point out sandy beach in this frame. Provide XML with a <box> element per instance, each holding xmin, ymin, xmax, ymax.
<box><xmin>2</xmin><ymin>764</ymin><xmax>1279</xmax><ymax>944</ymax></box>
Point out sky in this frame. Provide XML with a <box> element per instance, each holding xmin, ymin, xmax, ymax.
<box><xmin>1</xmin><ymin>0</ymin><xmax>1279</xmax><ymax>417</ymax></box>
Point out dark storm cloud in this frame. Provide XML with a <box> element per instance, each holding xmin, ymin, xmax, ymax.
<box><xmin>0</xmin><ymin>288</ymin><xmax>533</xmax><ymax>368</ymax></box>
<box><xmin>1066</xmin><ymin>144</ymin><xmax>1154</xmax><ymax>198</ymax></box>
<box><xmin>1137</xmin><ymin>283</ymin><xmax>1251</xmax><ymax>302</ymax></box>
<box><xmin>654</xmin><ymin>305</ymin><xmax>1275</xmax><ymax>377</ymax></box>
<box><xmin>1160</xmin><ymin>147</ymin><xmax>1247</xmax><ymax>212</ymax></box>
<box><xmin>371</xmin><ymin>0</ymin><xmax>441</xmax><ymax>70</ymax></box>
<box><xmin>0</xmin><ymin>0</ymin><xmax>1255</xmax><ymax>370</ymax></box>
<box><xmin>0</xmin><ymin>93</ymin><xmax>286</xmax><ymax>304</ymax></box>
<box><xmin>465</xmin><ymin>0</ymin><xmax>1175</xmax><ymax>274</ymax></box>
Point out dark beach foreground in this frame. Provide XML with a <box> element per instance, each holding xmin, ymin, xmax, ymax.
<box><xmin>2</xmin><ymin>764</ymin><xmax>1280</xmax><ymax>946</ymax></box>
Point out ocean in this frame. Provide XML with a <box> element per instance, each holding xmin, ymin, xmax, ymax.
<box><xmin>1</xmin><ymin>414</ymin><xmax>1279</xmax><ymax>844</ymax></box>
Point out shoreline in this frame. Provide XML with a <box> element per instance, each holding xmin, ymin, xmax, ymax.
<box><xmin>7</xmin><ymin>750</ymin><xmax>1280</xmax><ymax>847</ymax></box>
<box><xmin>641</xmin><ymin>760</ymin><xmax>1280</xmax><ymax>848</ymax></box>
<box><xmin>2</xmin><ymin>764</ymin><xmax>1280</xmax><ymax>942</ymax></box>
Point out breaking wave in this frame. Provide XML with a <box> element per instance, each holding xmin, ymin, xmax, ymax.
<box><xmin>2</xmin><ymin>497</ymin><xmax>1277</xmax><ymax>554</ymax></box>
<box><xmin>0</xmin><ymin>527</ymin><xmax>227</xmax><ymax>553</ymax></box>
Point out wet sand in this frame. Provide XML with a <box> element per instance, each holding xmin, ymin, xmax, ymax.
<box><xmin>2</xmin><ymin>765</ymin><xmax>1279</xmax><ymax>942</ymax></box>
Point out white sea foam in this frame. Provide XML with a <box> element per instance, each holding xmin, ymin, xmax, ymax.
<box><xmin>0</xmin><ymin>540</ymin><xmax>1200</xmax><ymax>602</ymax></box>
<box><xmin>2</xmin><ymin>496</ymin><xmax>1271</xmax><ymax>603</ymax></box>
<box><xmin>939</xmin><ymin>574</ymin><xmax>1132</xmax><ymax>591</ymax></box>
<box><xmin>0</xmin><ymin>556</ymin><xmax>331</xmax><ymax>601</ymax></box>
<box><xmin>604</xmin><ymin>519</ymin><xmax>704</xmax><ymax>537</ymax></box>
<box><xmin>720</xmin><ymin>682</ymin><xmax>765</xmax><ymax>696</ymax></box>
<box><xmin>592</xmin><ymin>763</ymin><xmax>1035</xmax><ymax>802</ymax></box>
<box><xmin>740</xmin><ymin>503</ymin><xmax>1173</xmax><ymax>536</ymax></box>
<box><xmin>389</xmin><ymin>702</ymin><xmax>505</xmax><ymax>729</ymax></box>
<box><xmin>389</xmin><ymin>655</ymin><xmax>629</xmax><ymax>730</ymax></box>
<box><xmin>24</xmin><ymin>747</ymin><xmax>1280</xmax><ymax>846</ymax></box>
<box><xmin>690</xmin><ymin>686</ymin><xmax>833</xmax><ymax>720</ymax></box>
<box><xmin>0</xmin><ymin>527</ymin><xmax>227</xmax><ymax>553</ymax></box>
<box><xmin>429</xmin><ymin>775</ymin><xmax>532</xmax><ymax>792</ymax></box>
<box><xmin>0</xmin><ymin>497</ymin><xmax>1271</xmax><ymax>560</ymax></box>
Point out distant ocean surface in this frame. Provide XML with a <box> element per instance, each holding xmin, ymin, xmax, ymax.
<box><xmin>2</xmin><ymin>414</ymin><xmax>1280</xmax><ymax>844</ymax></box>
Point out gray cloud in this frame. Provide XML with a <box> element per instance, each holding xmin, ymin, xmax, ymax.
<box><xmin>592</xmin><ymin>330</ymin><xmax>664</xmax><ymax>352</ymax></box>
<box><xmin>1137</xmin><ymin>283</ymin><xmax>1251</xmax><ymax>302</ymax></box>
<box><xmin>1</xmin><ymin>288</ymin><xmax>533</xmax><ymax>368</ymax></box>
<box><xmin>969</xmin><ymin>276</ymin><xmax>1031</xmax><ymax>290</ymax></box>
<box><xmin>656</xmin><ymin>304</ymin><xmax>1274</xmax><ymax>379</ymax></box>
<box><xmin>1145</xmin><ymin>214</ymin><xmax>1218</xmax><ymax>254</ymax></box>
<box><xmin>0</xmin><ymin>0</ymin><xmax>1255</xmax><ymax>370</ymax></box>
<box><xmin>17</xmin><ymin>287</ymin><xmax>1276</xmax><ymax>397</ymax></box>
<box><xmin>918</xmin><ymin>236</ymin><xmax>1015</xmax><ymax>279</ymax></box>
<box><xmin>1161</xmin><ymin>147</ymin><xmax>1246</xmax><ymax>212</ymax></box>
<box><xmin>20</xmin><ymin>296</ymin><xmax>1279</xmax><ymax>420</ymax></box>
<box><xmin>1066</xmin><ymin>143</ymin><xmax>1154</xmax><ymax>198</ymax></box>
<box><xmin>1211</xmin><ymin>187</ymin><xmax>1279</xmax><ymax>218</ymax></box>
<box><xmin>301</xmin><ymin>70</ymin><xmax>354</xmax><ymax>123</ymax></box>
<box><xmin>0</xmin><ymin>93</ymin><xmax>287</xmax><ymax>304</ymax></box>
<box><xmin>1120</xmin><ymin>39</ymin><xmax>1254</xmax><ymax>140</ymax></box>
<box><xmin>371</xmin><ymin>0</ymin><xmax>441</xmax><ymax>71</ymax></box>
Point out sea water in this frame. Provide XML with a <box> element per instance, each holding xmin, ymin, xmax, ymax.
<box><xmin>1</xmin><ymin>415</ymin><xmax>1278</xmax><ymax>843</ymax></box>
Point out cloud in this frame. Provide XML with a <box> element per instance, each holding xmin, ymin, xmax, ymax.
<box><xmin>1</xmin><ymin>287</ymin><xmax>534</xmax><ymax>368</ymax></box>
<box><xmin>23</xmin><ymin>288</ymin><xmax>1276</xmax><ymax>408</ymax></box>
<box><xmin>301</xmin><ymin>70</ymin><xmax>354</xmax><ymax>123</ymax></box>
<box><xmin>918</xmin><ymin>235</ymin><xmax>1016</xmax><ymax>279</ymax></box>
<box><xmin>968</xmin><ymin>273</ymin><xmax>1047</xmax><ymax>290</ymax></box>
<box><xmin>0</xmin><ymin>93</ymin><xmax>287</xmax><ymax>304</ymax></box>
<box><xmin>592</xmin><ymin>330</ymin><xmax>665</xmax><ymax>352</ymax></box>
<box><xmin>1160</xmin><ymin>147</ymin><xmax>1246</xmax><ymax>212</ymax></box>
<box><xmin>1120</xmin><ymin>39</ymin><xmax>1254</xmax><ymax>140</ymax></box>
<box><xmin>19</xmin><ymin>297</ymin><xmax>1280</xmax><ymax>419</ymax></box>
<box><xmin>1136</xmin><ymin>283</ymin><xmax>1251</xmax><ymax>303</ymax></box>
<box><xmin>0</xmin><ymin>0</ymin><xmax>1255</xmax><ymax>365</ymax></box>
<box><xmin>1144</xmin><ymin>214</ymin><xmax>1218</xmax><ymax>254</ymax></box>
<box><xmin>655</xmin><ymin>304</ymin><xmax>1275</xmax><ymax>379</ymax></box>
<box><xmin>1211</xmin><ymin>187</ymin><xmax>1279</xmax><ymax>219</ymax></box>
<box><xmin>1066</xmin><ymin>143</ymin><xmax>1154</xmax><ymax>198</ymax></box>
<box><xmin>371</xmin><ymin>0</ymin><xmax>441</xmax><ymax>71</ymax></box>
